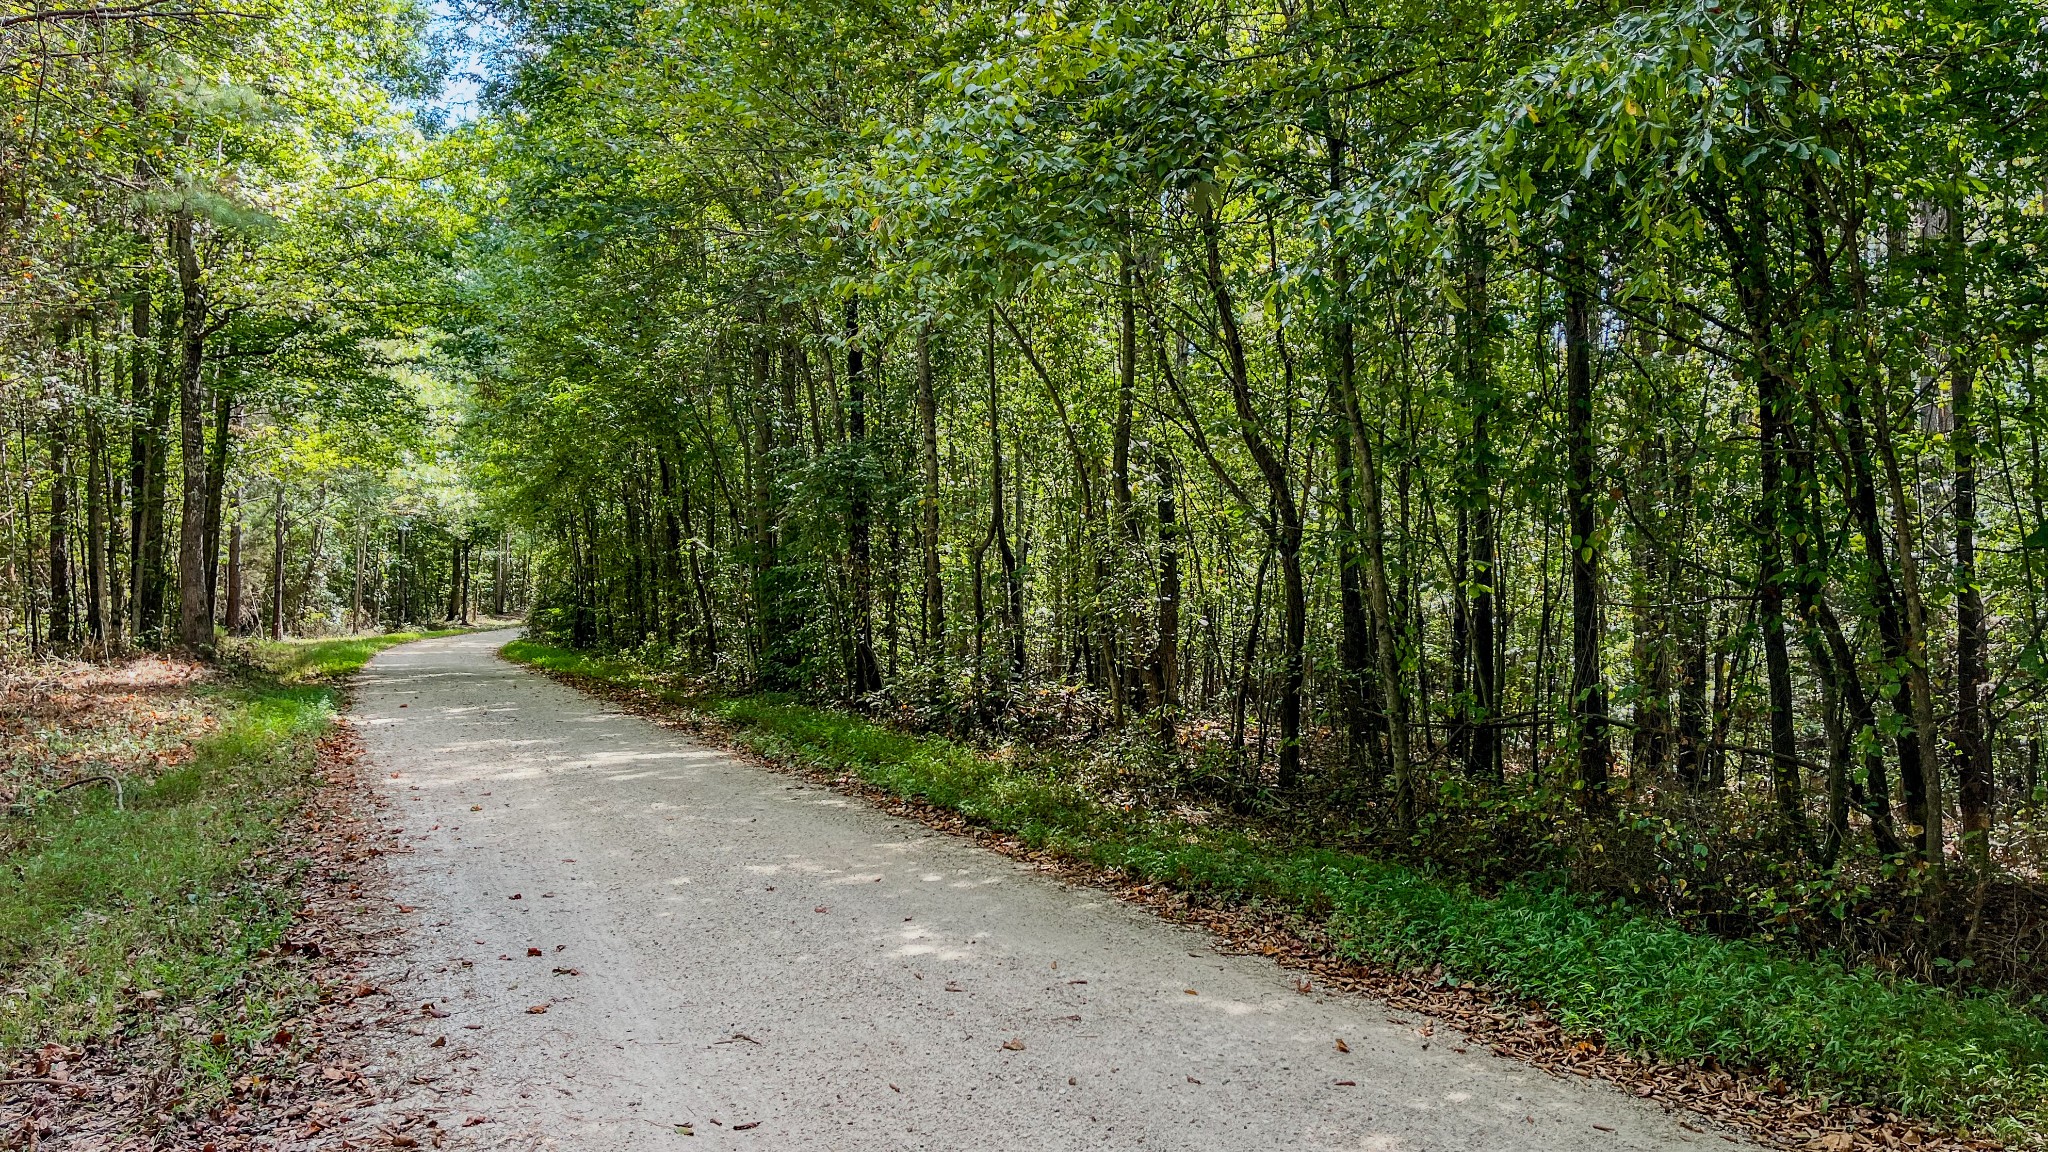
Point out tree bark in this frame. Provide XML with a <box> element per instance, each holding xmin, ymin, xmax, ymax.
<box><xmin>846</xmin><ymin>298</ymin><xmax>881</xmax><ymax>696</ymax></box>
<box><xmin>1565</xmin><ymin>233</ymin><xmax>1611</xmax><ymax>809</ymax></box>
<box><xmin>916</xmin><ymin>322</ymin><xmax>944</xmax><ymax>658</ymax></box>
<box><xmin>270</xmin><ymin>480</ymin><xmax>286</xmax><ymax>641</ymax></box>
<box><xmin>1457</xmin><ymin>224</ymin><xmax>1500</xmax><ymax>782</ymax></box>
<box><xmin>226</xmin><ymin>514</ymin><xmax>244</xmax><ymax>635</ymax></box>
<box><xmin>1329</xmin><ymin>132</ymin><xmax>1414</xmax><ymax>824</ymax></box>
<box><xmin>1948</xmin><ymin>202</ymin><xmax>1991</xmax><ymax>870</ymax></box>
<box><xmin>47</xmin><ymin>410</ymin><xmax>73</xmax><ymax>648</ymax></box>
<box><xmin>202</xmin><ymin>387</ymin><xmax>230</xmax><ymax>624</ymax></box>
<box><xmin>173</xmin><ymin>209</ymin><xmax>211</xmax><ymax>650</ymax></box>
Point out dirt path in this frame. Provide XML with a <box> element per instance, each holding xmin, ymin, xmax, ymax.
<box><xmin>355</xmin><ymin>630</ymin><xmax>1733</xmax><ymax>1151</ymax></box>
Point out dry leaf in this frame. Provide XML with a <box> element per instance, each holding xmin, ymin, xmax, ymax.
<box><xmin>1334</xmin><ymin>1038</ymin><xmax>1350</xmax><ymax>1053</ymax></box>
<box><xmin>1001</xmin><ymin>1038</ymin><xmax>1025</xmax><ymax>1051</ymax></box>
<box><xmin>525</xmin><ymin>1004</ymin><xmax>548</xmax><ymax>1014</ymax></box>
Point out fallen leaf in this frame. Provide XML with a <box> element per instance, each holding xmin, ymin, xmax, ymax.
<box><xmin>461</xmin><ymin>1116</ymin><xmax>489</xmax><ymax>1127</ymax></box>
<box><xmin>1334</xmin><ymin>1080</ymin><xmax>1357</xmax><ymax>1087</ymax></box>
<box><xmin>508</xmin><ymin>893</ymin><xmax>522</xmax><ymax>901</ymax></box>
<box><xmin>470</xmin><ymin>805</ymin><xmax>482</xmax><ymax>812</ymax></box>
<box><xmin>1001</xmin><ymin>1038</ymin><xmax>1025</xmax><ymax>1051</ymax></box>
<box><xmin>814</xmin><ymin>906</ymin><xmax>829</xmax><ymax>913</ymax></box>
<box><xmin>526</xmin><ymin>1004</ymin><xmax>548</xmax><ymax>1014</ymax></box>
<box><xmin>553</xmin><ymin>967</ymin><xmax>581</xmax><ymax>976</ymax></box>
<box><xmin>527</xmin><ymin>947</ymin><xmax>543</xmax><ymax>956</ymax></box>
<box><xmin>430</xmin><ymin>1036</ymin><xmax>446</xmax><ymax>1048</ymax></box>
<box><xmin>1334</xmin><ymin>1038</ymin><xmax>1350</xmax><ymax>1053</ymax></box>
<box><xmin>1183</xmin><ymin>989</ymin><xmax>1197</xmax><ymax>996</ymax></box>
<box><xmin>1186</xmin><ymin>1075</ymin><xmax>1202</xmax><ymax>1085</ymax></box>
<box><xmin>732</xmin><ymin>1122</ymin><xmax>759</xmax><ymax>1131</ymax></box>
<box><xmin>1593</xmin><ymin>1124</ymin><xmax>1616</xmax><ymax>1133</ymax></box>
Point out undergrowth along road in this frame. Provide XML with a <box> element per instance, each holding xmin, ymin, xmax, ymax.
<box><xmin>0</xmin><ymin>630</ymin><xmax>462</xmax><ymax>1112</ymax></box>
<box><xmin>503</xmin><ymin>638</ymin><xmax>2048</xmax><ymax>1146</ymax></box>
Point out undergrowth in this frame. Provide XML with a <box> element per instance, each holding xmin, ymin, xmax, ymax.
<box><xmin>503</xmin><ymin>638</ymin><xmax>2048</xmax><ymax>1140</ymax></box>
<box><xmin>0</xmin><ymin>631</ymin><xmax>436</xmax><ymax>1094</ymax></box>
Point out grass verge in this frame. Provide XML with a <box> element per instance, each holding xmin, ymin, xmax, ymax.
<box><xmin>240</xmin><ymin>628</ymin><xmax>469</xmax><ymax>683</ymax></box>
<box><xmin>503</xmin><ymin>638</ymin><xmax>2048</xmax><ymax>1140</ymax></box>
<box><xmin>0</xmin><ymin>631</ymin><xmax>438</xmax><ymax>1093</ymax></box>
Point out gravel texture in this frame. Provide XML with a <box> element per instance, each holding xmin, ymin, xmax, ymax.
<box><xmin>357</xmin><ymin>629</ymin><xmax>1737</xmax><ymax>1150</ymax></box>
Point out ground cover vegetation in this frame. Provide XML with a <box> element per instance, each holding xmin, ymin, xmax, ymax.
<box><xmin>0</xmin><ymin>634</ymin><xmax>410</xmax><ymax>1122</ymax></box>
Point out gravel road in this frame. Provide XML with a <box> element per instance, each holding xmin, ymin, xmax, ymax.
<box><xmin>356</xmin><ymin>629</ymin><xmax>1732</xmax><ymax>1150</ymax></box>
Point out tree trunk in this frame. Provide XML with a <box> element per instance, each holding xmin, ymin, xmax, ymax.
<box><xmin>988</xmin><ymin>313</ymin><xmax>1025</xmax><ymax>680</ymax></box>
<box><xmin>1151</xmin><ymin>445</ymin><xmax>1181</xmax><ymax>735</ymax></box>
<box><xmin>270</xmin><ymin>481</ymin><xmax>286</xmax><ymax>641</ymax></box>
<box><xmin>916</xmin><ymin>322</ymin><xmax>944</xmax><ymax>659</ymax></box>
<box><xmin>202</xmin><ymin>388</ymin><xmax>230</xmax><ymax>624</ymax></box>
<box><xmin>226</xmin><ymin>514</ymin><xmax>244</xmax><ymax>635</ymax></box>
<box><xmin>1462</xmin><ymin>225</ymin><xmax>1500</xmax><ymax>783</ymax></box>
<box><xmin>1329</xmin><ymin>133</ymin><xmax>1413</xmax><ymax>824</ymax></box>
<box><xmin>48</xmin><ymin>412</ymin><xmax>73</xmax><ymax>649</ymax></box>
<box><xmin>1565</xmin><ymin>234</ymin><xmax>1611</xmax><ymax>809</ymax></box>
<box><xmin>1949</xmin><ymin>202</ymin><xmax>1991</xmax><ymax>871</ymax></box>
<box><xmin>1199</xmin><ymin>206</ymin><xmax>1304</xmax><ymax>789</ymax></box>
<box><xmin>173</xmin><ymin>209</ymin><xmax>211</xmax><ymax>651</ymax></box>
<box><xmin>847</xmin><ymin>298</ymin><xmax>881</xmax><ymax>696</ymax></box>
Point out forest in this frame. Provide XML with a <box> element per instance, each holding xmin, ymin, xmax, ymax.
<box><xmin>455</xmin><ymin>0</ymin><xmax>2048</xmax><ymax>984</ymax></box>
<box><xmin>5</xmin><ymin>0</ymin><xmax>2048</xmax><ymax>1136</ymax></box>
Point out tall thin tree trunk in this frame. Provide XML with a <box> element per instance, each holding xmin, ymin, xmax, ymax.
<box><xmin>1461</xmin><ymin>224</ymin><xmax>1500</xmax><ymax>782</ymax></box>
<box><xmin>1565</xmin><ymin>233</ymin><xmax>1611</xmax><ymax>809</ymax></box>
<box><xmin>226</xmin><ymin>513</ymin><xmax>244</xmax><ymax>634</ymax></box>
<box><xmin>989</xmin><ymin>313</ymin><xmax>1024</xmax><ymax>679</ymax></box>
<box><xmin>270</xmin><ymin>481</ymin><xmax>286</xmax><ymax>641</ymax></box>
<box><xmin>1329</xmin><ymin>131</ymin><xmax>1413</xmax><ymax>824</ymax></box>
<box><xmin>48</xmin><ymin>412</ymin><xmax>73</xmax><ymax>648</ymax></box>
<box><xmin>916</xmin><ymin>323</ymin><xmax>944</xmax><ymax>660</ymax></box>
<box><xmin>847</xmin><ymin>298</ymin><xmax>881</xmax><ymax>695</ymax></box>
<box><xmin>173</xmin><ymin>209</ymin><xmax>211</xmax><ymax>650</ymax></box>
<box><xmin>1949</xmin><ymin>202</ymin><xmax>1991</xmax><ymax>871</ymax></box>
<box><xmin>1199</xmin><ymin>205</ymin><xmax>1304</xmax><ymax>789</ymax></box>
<box><xmin>1152</xmin><ymin>446</ymin><xmax>1181</xmax><ymax>736</ymax></box>
<box><xmin>202</xmin><ymin>387</ymin><xmax>229</xmax><ymax>624</ymax></box>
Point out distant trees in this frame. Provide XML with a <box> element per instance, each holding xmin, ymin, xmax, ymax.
<box><xmin>0</xmin><ymin>0</ymin><xmax>508</xmax><ymax>650</ymax></box>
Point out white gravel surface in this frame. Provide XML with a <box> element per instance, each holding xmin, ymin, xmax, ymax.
<box><xmin>355</xmin><ymin>629</ymin><xmax>1736</xmax><ymax>1150</ymax></box>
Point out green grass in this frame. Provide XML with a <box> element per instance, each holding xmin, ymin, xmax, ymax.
<box><xmin>0</xmin><ymin>629</ymin><xmax>444</xmax><ymax>1095</ymax></box>
<box><xmin>242</xmin><ymin>628</ymin><xmax>469</xmax><ymax>683</ymax></box>
<box><xmin>504</xmin><ymin>638</ymin><xmax>2048</xmax><ymax>1138</ymax></box>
